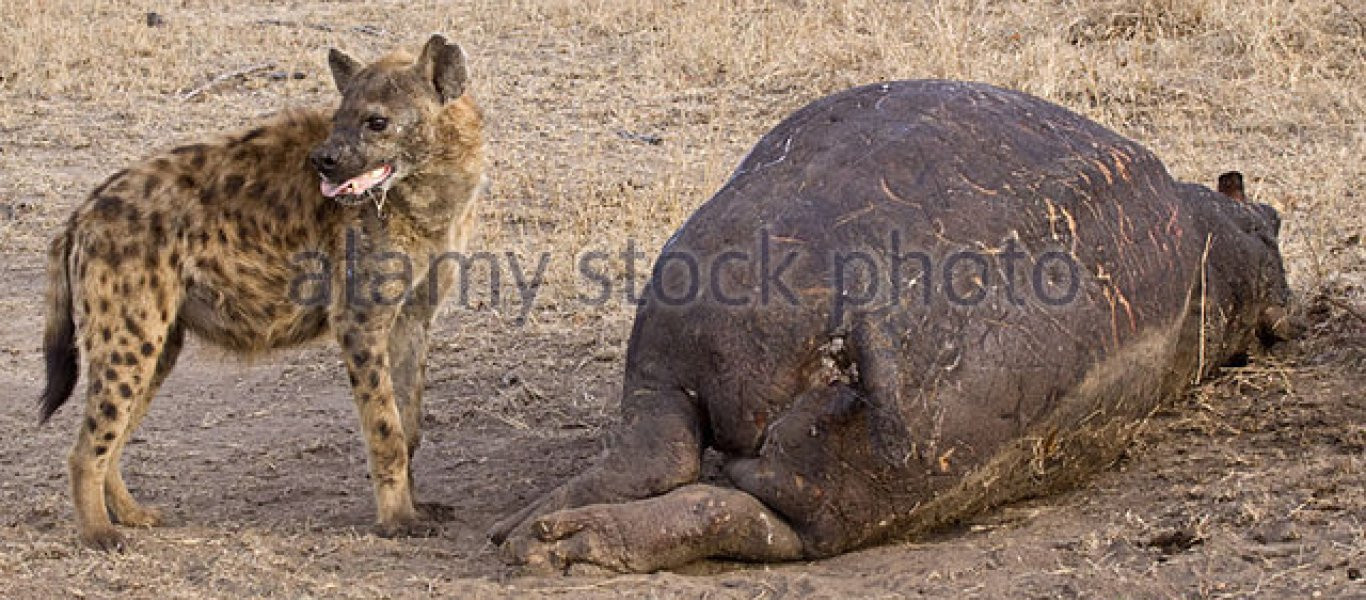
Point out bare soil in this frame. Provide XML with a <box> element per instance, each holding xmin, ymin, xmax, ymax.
<box><xmin>1</xmin><ymin>1</ymin><xmax>1362</xmax><ymax>597</ymax></box>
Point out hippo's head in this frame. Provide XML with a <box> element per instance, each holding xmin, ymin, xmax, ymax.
<box><xmin>1200</xmin><ymin>172</ymin><xmax>1301</xmax><ymax>353</ymax></box>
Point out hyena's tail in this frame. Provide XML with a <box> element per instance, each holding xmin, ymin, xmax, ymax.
<box><xmin>39</xmin><ymin>228</ymin><xmax>78</xmax><ymax>424</ymax></box>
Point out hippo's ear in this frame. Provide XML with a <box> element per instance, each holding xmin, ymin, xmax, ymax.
<box><xmin>415</xmin><ymin>34</ymin><xmax>468</xmax><ymax>104</ymax></box>
<box><xmin>328</xmin><ymin>48</ymin><xmax>363</xmax><ymax>93</ymax></box>
<box><xmin>1217</xmin><ymin>171</ymin><xmax>1246</xmax><ymax>202</ymax></box>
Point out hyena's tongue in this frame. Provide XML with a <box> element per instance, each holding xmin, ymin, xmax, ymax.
<box><xmin>320</xmin><ymin>165</ymin><xmax>392</xmax><ymax>198</ymax></box>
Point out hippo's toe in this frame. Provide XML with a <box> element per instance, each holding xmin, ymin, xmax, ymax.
<box><xmin>499</xmin><ymin>506</ymin><xmax>636</xmax><ymax>574</ymax></box>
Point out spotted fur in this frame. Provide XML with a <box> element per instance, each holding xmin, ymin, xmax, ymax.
<box><xmin>39</xmin><ymin>35</ymin><xmax>485</xmax><ymax>550</ymax></box>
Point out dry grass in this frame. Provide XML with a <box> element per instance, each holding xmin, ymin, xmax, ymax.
<box><xmin>2</xmin><ymin>0</ymin><xmax>1361</xmax><ymax>315</ymax></box>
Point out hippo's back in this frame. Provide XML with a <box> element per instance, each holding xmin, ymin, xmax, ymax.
<box><xmin>631</xmin><ymin>80</ymin><xmax>1202</xmax><ymax>464</ymax></box>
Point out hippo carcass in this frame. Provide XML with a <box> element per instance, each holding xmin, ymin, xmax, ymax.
<box><xmin>491</xmin><ymin>80</ymin><xmax>1295</xmax><ymax>573</ymax></box>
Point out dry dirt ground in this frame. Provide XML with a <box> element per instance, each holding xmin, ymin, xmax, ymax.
<box><xmin>1</xmin><ymin>1</ymin><xmax>1362</xmax><ymax>598</ymax></box>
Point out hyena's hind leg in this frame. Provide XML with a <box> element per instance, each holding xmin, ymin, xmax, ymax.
<box><xmin>103</xmin><ymin>322</ymin><xmax>184</xmax><ymax>528</ymax></box>
<box><xmin>68</xmin><ymin>257</ymin><xmax>181</xmax><ymax>550</ymax></box>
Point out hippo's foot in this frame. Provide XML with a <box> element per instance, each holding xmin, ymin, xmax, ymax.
<box><xmin>489</xmin><ymin>388</ymin><xmax>706</xmax><ymax>545</ymax></box>
<box><xmin>499</xmin><ymin>503</ymin><xmax>640</xmax><ymax>574</ymax></box>
<box><xmin>488</xmin><ymin>457</ymin><xmax>700</xmax><ymax>547</ymax></box>
<box><xmin>488</xmin><ymin>478</ymin><xmax>577</xmax><ymax>546</ymax></box>
<box><xmin>499</xmin><ymin>484</ymin><xmax>805</xmax><ymax>574</ymax></box>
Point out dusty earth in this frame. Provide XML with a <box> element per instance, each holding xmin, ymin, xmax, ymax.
<box><xmin>1</xmin><ymin>0</ymin><xmax>1363</xmax><ymax>598</ymax></box>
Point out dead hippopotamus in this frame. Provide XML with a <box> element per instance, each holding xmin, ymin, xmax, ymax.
<box><xmin>490</xmin><ymin>80</ymin><xmax>1296</xmax><ymax>573</ymax></box>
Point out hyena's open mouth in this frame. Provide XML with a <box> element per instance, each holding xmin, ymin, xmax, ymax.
<box><xmin>320</xmin><ymin>164</ymin><xmax>393</xmax><ymax>200</ymax></box>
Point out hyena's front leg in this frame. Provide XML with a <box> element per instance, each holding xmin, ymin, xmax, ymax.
<box><xmin>333</xmin><ymin>304</ymin><xmax>438</xmax><ymax>537</ymax></box>
<box><xmin>389</xmin><ymin>298</ymin><xmax>457</xmax><ymax>521</ymax></box>
<box><xmin>332</xmin><ymin>227</ymin><xmax>442</xmax><ymax>536</ymax></box>
<box><xmin>389</xmin><ymin>307</ymin><xmax>429</xmax><ymax>483</ymax></box>
<box><xmin>388</xmin><ymin>248</ymin><xmax>461</xmax><ymax>519</ymax></box>
<box><xmin>329</xmin><ymin>220</ymin><xmax>443</xmax><ymax>537</ymax></box>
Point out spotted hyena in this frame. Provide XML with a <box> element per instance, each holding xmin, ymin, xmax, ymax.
<box><xmin>37</xmin><ymin>35</ymin><xmax>484</xmax><ymax>550</ymax></box>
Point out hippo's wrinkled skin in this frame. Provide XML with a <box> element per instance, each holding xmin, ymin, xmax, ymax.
<box><xmin>490</xmin><ymin>80</ymin><xmax>1295</xmax><ymax>573</ymax></box>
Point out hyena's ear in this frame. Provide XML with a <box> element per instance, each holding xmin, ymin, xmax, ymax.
<box><xmin>415</xmin><ymin>34</ymin><xmax>468</xmax><ymax>103</ymax></box>
<box><xmin>328</xmin><ymin>48</ymin><xmax>363</xmax><ymax>93</ymax></box>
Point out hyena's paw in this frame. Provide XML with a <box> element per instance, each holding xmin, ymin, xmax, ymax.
<box><xmin>109</xmin><ymin>503</ymin><xmax>165</xmax><ymax>528</ymax></box>
<box><xmin>79</xmin><ymin>527</ymin><xmax>128</xmax><ymax>552</ymax></box>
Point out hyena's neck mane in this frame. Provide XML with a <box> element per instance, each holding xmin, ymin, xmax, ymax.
<box><xmin>389</xmin><ymin>93</ymin><xmax>485</xmax><ymax>229</ymax></box>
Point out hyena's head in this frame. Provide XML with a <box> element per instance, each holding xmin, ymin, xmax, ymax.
<box><xmin>308</xmin><ymin>34</ymin><xmax>468</xmax><ymax>203</ymax></box>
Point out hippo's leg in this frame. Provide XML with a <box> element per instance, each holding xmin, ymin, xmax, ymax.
<box><xmin>505</xmin><ymin>382</ymin><xmax>916</xmax><ymax>573</ymax></box>
<box><xmin>727</xmin><ymin>379</ymin><xmax>924</xmax><ymax>558</ymax></box>
<box><xmin>502</xmin><ymin>483</ymin><xmax>804</xmax><ymax>574</ymax></box>
<box><xmin>489</xmin><ymin>385</ymin><xmax>703</xmax><ymax>544</ymax></box>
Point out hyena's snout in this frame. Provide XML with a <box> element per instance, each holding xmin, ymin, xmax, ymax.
<box><xmin>309</xmin><ymin>140</ymin><xmax>393</xmax><ymax>199</ymax></box>
<box><xmin>308</xmin><ymin>142</ymin><xmax>344</xmax><ymax>180</ymax></box>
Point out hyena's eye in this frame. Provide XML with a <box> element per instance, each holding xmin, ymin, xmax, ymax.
<box><xmin>365</xmin><ymin>115</ymin><xmax>389</xmax><ymax>132</ymax></box>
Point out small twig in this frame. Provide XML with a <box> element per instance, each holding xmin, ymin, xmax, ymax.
<box><xmin>1334</xmin><ymin>1</ymin><xmax>1365</xmax><ymax>36</ymax></box>
<box><xmin>179</xmin><ymin>62</ymin><xmax>276</xmax><ymax>102</ymax></box>
<box><xmin>256</xmin><ymin>18</ymin><xmax>333</xmax><ymax>33</ymax></box>
<box><xmin>254</xmin><ymin>19</ymin><xmax>388</xmax><ymax>37</ymax></box>
<box><xmin>615</xmin><ymin>129</ymin><xmax>664</xmax><ymax>145</ymax></box>
<box><xmin>1323</xmin><ymin>295</ymin><xmax>1366</xmax><ymax>324</ymax></box>
<box><xmin>1195</xmin><ymin>233</ymin><xmax>1213</xmax><ymax>383</ymax></box>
